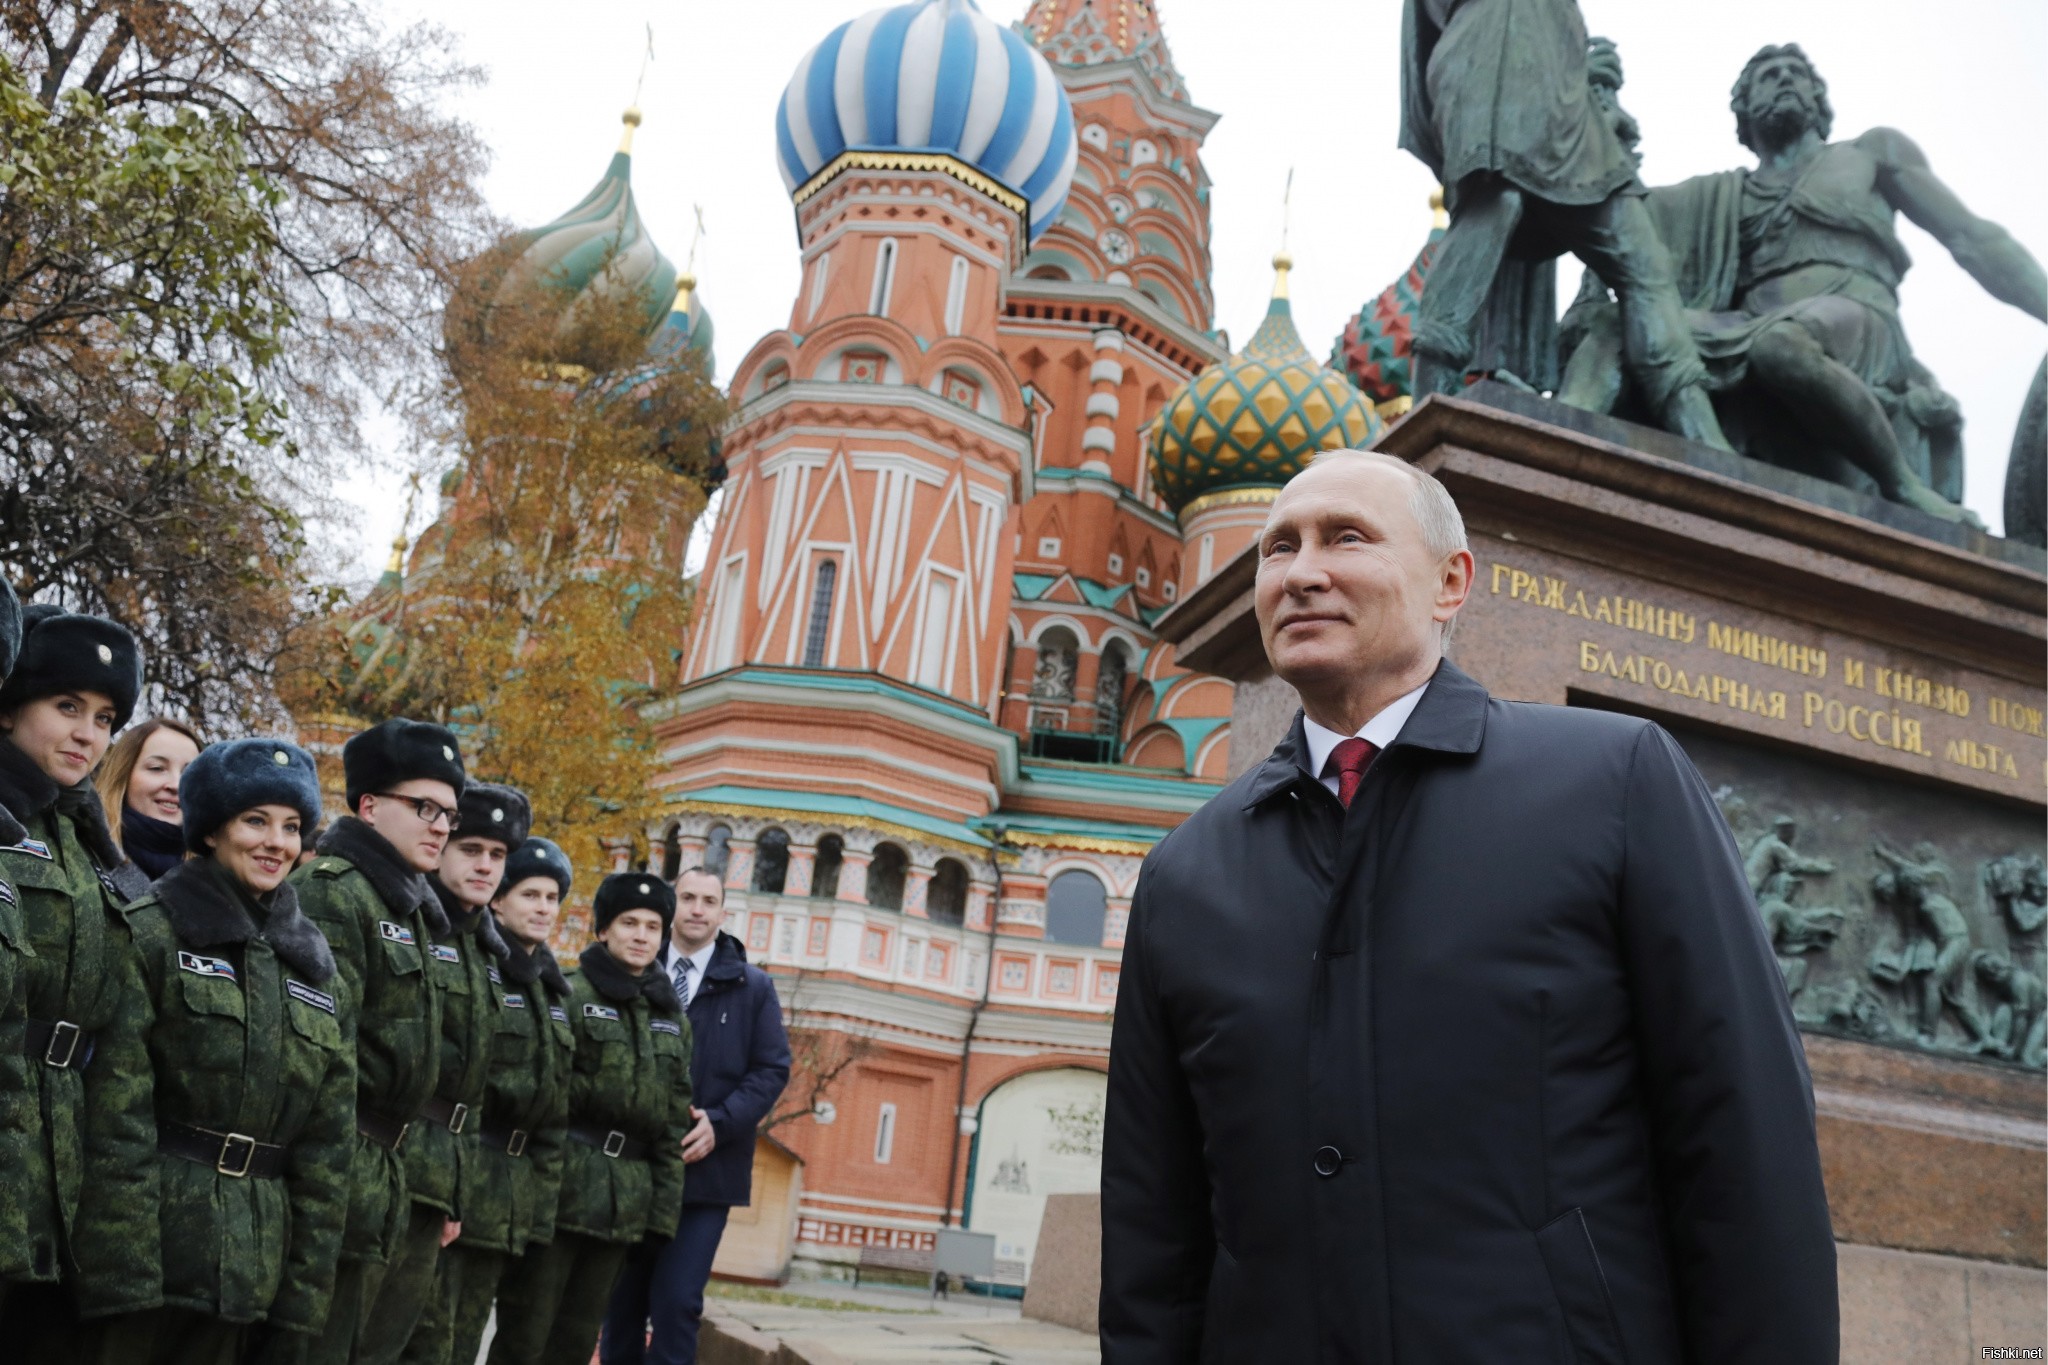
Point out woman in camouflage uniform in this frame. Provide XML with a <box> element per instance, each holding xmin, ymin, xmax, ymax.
<box><xmin>443</xmin><ymin>836</ymin><xmax>576</xmax><ymax>1365</ymax></box>
<box><xmin>73</xmin><ymin>738</ymin><xmax>354</xmax><ymax>1364</ymax></box>
<box><xmin>0</xmin><ymin>607</ymin><xmax>144</xmax><ymax>1358</ymax></box>
<box><xmin>489</xmin><ymin>873</ymin><xmax>690</xmax><ymax>1365</ymax></box>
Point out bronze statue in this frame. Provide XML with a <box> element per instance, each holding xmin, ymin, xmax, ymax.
<box><xmin>1971</xmin><ymin>952</ymin><xmax>2046</xmax><ymax>1068</ymax></box>
<box><xmin>1398</xmin><ymin>0</ymin><xmax>1731</xmax><ymax>447</ymax></box>
<box><xmin>1561</xmin><ymin>44</ymin><xmax>2047</xmax><ymax>526</ymax></box>
<box><xmin>1870</xmin><ymin>841</ymin><xmax>1992</xmax><ymax>1049</ymax></box>
<box><xmin>1744</xmin><ymin>818</ymin><xmax>1844</xmax><ymax>999</ymax></box>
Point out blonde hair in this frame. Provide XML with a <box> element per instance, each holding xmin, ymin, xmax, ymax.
<box><xmin>96</xmin><ymin>718</ymin><xmax>204</xmax><ymax>849</ymax></box>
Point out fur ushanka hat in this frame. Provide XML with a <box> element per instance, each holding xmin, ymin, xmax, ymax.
<box><xmin>0</xmin><ymin>578</ymin><xmax>20</xmax><ymax>684</ymax></box>
<box><xmin>341</xmin><ymin>718</ymin><xmax>466</xmax><ymax>811</ymax></box>
<box><xmin>593</xmin><ymin>871</ymin><xmax>675</xmax><ymax>940</ymax></box>
<box><xmin>0</xmin><ymin>605</ymin><xmax>144</xmax><ymax>729</ymax></box>
<box><xmin>180</xmin><ymin>738</ymin><xmax>324</xmax><ymax>853</ymax></box>
<box><xmin>452</xmin><ymin>781</ymin><xmax>532</xmax><ymax>850</ymax></box>
<box><xmin>501</xmin><ymin>836</ymin><xmax>573</xmax><ymax>898</ymax></box>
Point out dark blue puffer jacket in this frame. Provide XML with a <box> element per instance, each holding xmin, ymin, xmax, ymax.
<box><xmin>675</xmin><ymin>932</ymin><xmax>791</xmax><ymax>1207</ymax></box>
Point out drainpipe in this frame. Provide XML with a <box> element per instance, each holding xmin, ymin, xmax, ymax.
<box><xmin>942</xmin><ymin>822</ymin><xmax>1009</xmax><ymax>1229</ymax></box>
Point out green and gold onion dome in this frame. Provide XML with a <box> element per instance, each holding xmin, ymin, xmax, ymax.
<box><xmin>1149</xmin><ymin>253</ymin><xmax>1383</xmax><ymax>517</ymax></box>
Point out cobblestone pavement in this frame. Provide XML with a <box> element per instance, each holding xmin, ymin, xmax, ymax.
<box><xmin>704</xmin><ymin>1282</ymin><xmax>1100</xmax><ymax>1364</ymax></box>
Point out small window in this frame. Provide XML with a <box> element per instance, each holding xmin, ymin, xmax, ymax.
<box><xmin>1131</xmin><ymin>139</ymin><xmax>1158</xmax><ymax>166</ymax></box>
<box><xmin>944</xmin><ymin>256</ymin><xmax>970</xmax><ymax>335</ymax></box>
<box><xmin>1046</xmin><ymin>869</ymin><xmax>1107</xmax><ymax>947</ymax></box>
<box><xmin>813</xmin><ymin>834</ymin><xmax>844</xmax><ymax>899</ymax></box>
<box><xmin>869</xmin><ymin>843</ymin><xmax>908</xmax><ymax>912</ymax></box>
<box><xmin>762</xmin><ymin>362</ymin><xmax>790</xmax><ymax>393</ymax></box>
<box><xmin>808</xmin><ymin>250</ymin><xmax>832</xmax><ymax>320</ymax></box>
<box><xmin>929</xmin><ymin>858</ymin><xmax>968</xmax><ymax>927</ymax></box>
<box><xmin>1134</xmin><ymin>566</ymin><xmax>1151</xmax><ymax>588</ymax></box>
<box><xmin>753</xmin><ymin>828</ymin><xmax>790</xmax><ymax>895</ymax></box>
<box><xmin>1037</xmin><ymin>536</ymin><xmax>1061</xmax><ymax>559</ymax></box>
<box><xmin>1107</xmin><ymin>553</ymin><xmax>1124</xmax><ymax>576</ymax></box>
<box><xmin>802</xmin><ymin>560</ymin><xmax>837</xmax><ymax>667</ymax></box>
<box><xmin>841</xmin><ymin>351</ymin><xmax>886</xmax><ymax>384</ymax></box>
<box><xmin>870</xmin><ymin>238</ymin><xmax>898</xmax><ymax>317</ymax></box>
<box><xmin>874</xmin><ymin>1102</ymin><xmax>897</xmax><ymax>1164</ymax></box>
<box><xmin>942</xmin><ymin>369</ymin><xmax>981</xmax><ymax>410</ymax></box>
<box><xmin>1162</xmin><ymin>580</ymin><xmax>1178</xmax><ymax>601</ymax></box>
<box><xmin>659</xmin><ymin>824</ymin><xmax>681</xmax><ymax>880</ymax></box>
<box><xmin>703</xmin><ymin>825</ymin><xmax>732</xmax><ymax>880</ymax></box>
<box><xmin>1081</xmin><ymin>123</ymin><xmax>1109</xmax><ymax>150</ymax></box>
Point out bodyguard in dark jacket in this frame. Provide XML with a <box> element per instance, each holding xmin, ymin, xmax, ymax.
<box><xmin>602</xmin><ymin>868</ymin><xmax>790</xmax><ymax>1365</ymax></box>
<box><xmin>1101</xmin><ymin>452</ymin><xmax>1836</xmax><ymax>1365</ymax></box>
<box><xmin>74</xmin><ymin>739</ymin><xmax>353</xmax><ymax>1362</ymax></box>
<box><xmin>280</xmin><ymin>718</ymin><xmax>466</xmax><ymax>1365</ymax></box>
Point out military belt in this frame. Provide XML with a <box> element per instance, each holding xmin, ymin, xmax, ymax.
<box><xmin>24</xmin><ymin>1017</ymin><xmax>95</xmax><ymax>1070</ymax></box>
<box><xmin>356</xmin><ymin>1106</ymin><xmax>412</xmax><ymax>1151</ymax></box>
<box><xmin>419</xmin><ymin>1094</ymin><xmax>471</xmax><ymax>1135</ymax></box>
<box><xmin>567</xmin><ymin>1123</ymin><xmax>650</xmax><ymax>1161</ymax></box>
<box><xmin>160</xmin><ymin>1120</ymin><xmax>288</xmax><ymax>1179</ymax></box>
<box><xmin>479</xmin><ymin>1119</ymin><xmax>532</xmax><ymax>1157</ymax></box>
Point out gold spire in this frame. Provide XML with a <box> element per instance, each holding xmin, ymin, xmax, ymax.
<box><xmin>671</xmin><ymin>274</ymin><xmax>697</xmax><ymax>313</ymax></box>
<box><xmin>1430</xmin><ymin>186</ymin><xmax>1448</xmax><ymax>230</ymax></box>
<box><xmin>618</xmin><ymin>106</ymin><xmax>642</xmax><ymax>154</ymax></box>
<box><xmin>1271</xmin><ymin>251</ymin><xmax>1293</xmax><ymax>300</ymax></box>
<box><xmin>620</xmin><ymin>23</ymin><xmax>653</xmax><ymax>154</ymax></box>
<box><xmin>1272</xmin><ymin>167</ymin><xmax>1295</xmax><ymax>299</ymax></box>
<box><xmin>384</xmin><ymin>535</ymin><xmax>408</xmax><ymax>577</ymax></box>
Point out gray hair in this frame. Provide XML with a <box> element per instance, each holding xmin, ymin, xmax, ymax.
<box><xmin>1307</xmin><ymin>448</ymin><xmax>1470</xmax><ymax>647</ymax></box>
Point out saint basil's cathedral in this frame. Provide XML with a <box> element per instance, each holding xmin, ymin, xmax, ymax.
<box><xmin>319</xmin><ymin>0</ymin><xmax>1439</xmax><ymax>1285</ymax></box>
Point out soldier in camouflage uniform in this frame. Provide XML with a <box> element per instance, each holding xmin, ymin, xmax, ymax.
<box><xmin>443</xmin><ymin>837</ymin><xmax>576</xmax><ymax>1365</ymax></box>
<box><xmin>386</xmin><ymin>783</ymin><xmax>528</xmax><ymax>1365</ymax></box>
<box><xmin>71</xmin><ymin>739</ymin><xmax>353</xmax><ymax>1364</ymax></box>
<box><xmin>273</xmin><ymin>718</ymin><xmax>466</xmax><ymax>1365</ymax></box>
<box><xmin>488</xmin><ymin>874</ymin><xmax>691</xmax><ymax>1365</ymax></box>
<box><xmin>0</xmin><ymin>608</ymin><xmax>145</xmax><ymax>1360</ymax></box>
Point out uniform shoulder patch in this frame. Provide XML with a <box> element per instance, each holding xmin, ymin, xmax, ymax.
<box><xmin>650</xmin><ymin>1018</ymin><xmax>683</xmax><ymax>1036</ymax></box>
<box><xmin>177</xmin><ymin>951</ymin><xmax>237</xmax><ymax>981</ymax></box>
<box><xmin>4</xmin><ymin>838</ymin><xmax>52</xmax><ymax>860</ymax></box>
<box><xmin>0</xmin><ymin>879</ymin><xmax>14</xmax><ymax>906</ymax></box>
<box><xmin>502</xmin><ymin>992</ymin><xmax>526</xmax><ymax>1009</ymax></box>
<box><xmin>379</xmin><ymin>921</ymin><xmax>417</xmax><ymax>946</ymax></box>
<box><xmin>286</xmin><ymin>979</ymin><xmax>336</xmax><ymax>1014</ymax></box>
<box><xmin>309</xmin><ymin>857</ymin><xmax>351</xmax><ymax>878</ymax></box>
<box><xmin>582</xmin><ymin>1003</ymin><xmax>620</xmax><ymax>1022</ymax></box>
<box><xmin>429</xmin><ymin>943</ymin><xmax>461</xmax><ymax>962</ymax></box>
<box><xmin>487</xmin><ymin>966</ymin><xmax>502</xmax><ymax>984</ymax></box>
<box><xmin>549</xmin><ymin>1005</ymin><xmax>570</xmax><ymax>1023</ymax></box>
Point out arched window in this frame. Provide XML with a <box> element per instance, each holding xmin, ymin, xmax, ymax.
<box><xmin>1045</xmin><ymin>869</ymin><xmax>1107</xmax><ymax>947</ymax></box>
<box><xmin>813</xmin><ymin>834</ymin><xmax>844</xmax><ymax>899</ymax></box>
<box><xmin>869</xmin><ymin>843</ymin><xmax>908</xmax><ymax>912</ymax></box>
<box><xmin>870</xmin><ymin>238</ymin><xmax>898</xmax><ymax>317</ymax></box>
<box><xmin>1030</xmin><ymin>627</ymin><xmax>1078</xmax><ymax>703</ymax></box>
<box><xmin>929</xmin><ymin>858</ymin><xmax>968</xmax><ymax>927</ymax></box>
<box><xmin>659</xmin><ymin>824</ymin><xmax>681</xmax><ymax>880</ymax></box>
<box><xmin>944</xmin><ymin>255</ymin><xmax>970</xmax><ymax>335</ymax></box>
<box><xmin>808</xmin><ymin>249</ymin><xmax>832</xmax><ymax>320</ymax></box>
<box><xmin>1096</xmin><ymin>644</ymin><xmax>1129</xmax><ymax>739</ymax></box>
<box><xmin>704</xmin><ymin>824</ymin><xmax>732</xmax><ymax>881</ymax></box>
<box><xmin>802</xmin><ymin>560</ymin><xmax>837</xmax><ymax>667</ymax></box>
<box><xmin>753</xmin><ymin>828</ymin><xmax>790</xmax><ymax>895</ymax></box>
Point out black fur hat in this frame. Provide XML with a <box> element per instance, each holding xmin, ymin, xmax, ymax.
<box><xmin>593</xmin><ymin>871</ymin><xmax>675</xmax><ymax>941</ymax></box>
<box><xmin>500</xmin><ymin>836</ymin><xmax>573</xmax><ymax>898</ymax></box>
<box><xmin>341</xmin><ymin>718</ymin><xmax>466</xmax><ymax>811</ymax></box>
<box><xmin>0</xmin><ymin>606</ymin><xmax>144</xmax><ymax>729</ymax></box>
<box><xmin>453</xmin><ymin>781</ymin><xmax>531</xmax><ymax>850</ymax></box>
<box><xmin>0</xmin><ymin>578</ymin><xmax>20</xmax><ymax>683</ymax></box>
<box><xmin>180</xmin><ymin>738</ymin><xmax>324</xmax><ymax>853</ymax></box>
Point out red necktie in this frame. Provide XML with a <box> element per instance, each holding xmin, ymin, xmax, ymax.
<box><xmin>1323</xmin><ymin>737</ymin><xmax>1379</xmax><ymax>809</ymax></box>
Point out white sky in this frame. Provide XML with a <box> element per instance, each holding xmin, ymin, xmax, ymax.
<box><xmin>334</xmin><ymin>0</ymin><xmax>2048</xmax><ymax>574</ymax></box>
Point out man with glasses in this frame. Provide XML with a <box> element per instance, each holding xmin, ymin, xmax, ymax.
<box><xmin>271</xmin><ymin>718</ymin><xmax>466</xmax><ymax>1365</ymax></box>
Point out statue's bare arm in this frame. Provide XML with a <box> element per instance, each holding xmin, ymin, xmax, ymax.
<box><xmin>1863</xmin><ymin>126</ymin><xmax>2047</xmax><ymax>321</ymax></box>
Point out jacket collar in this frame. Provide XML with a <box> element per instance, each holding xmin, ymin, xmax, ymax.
<box><xmin>579</xmin><ymin>941</ymin><xmax>680</xmax><ymax>1012</ymax></box>
<box><xmin>500</xmin><ymin>936</ymin><xmax>569</xmax><ymax>997</ymax></box>
<box><xmin>318</xmin><ymin>816</ymin><xmax>445</xmax><ymax>933</ymax></box>
<box><xmin>430</xmin><ymin>876</ymin><xmax>508</xmax><ymax>959</ymax></box>
<box><xmin>155</xmin><ymin>858</ymin><xmax>336</xmax><ymax>983</ymax></box>
<box><xmin>1243</xmin><ymin>658</ymin><xmax>1490</xmax><ymax>810</ymax></box>
<box><xmin>706</xmin><ymin>930</ymin><xmax>748</xmax><ymax>982</ymax></box>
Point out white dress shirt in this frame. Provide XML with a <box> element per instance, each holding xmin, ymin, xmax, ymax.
<box><xmin>1301</xmin><ymin>681</ymin><xmax>1430</xmax><ymax>796</ymax></box>
<box><xmin>666</xmin><ymin>939</ymin><xmax>716</xmax><ymax>1010</ymax></box>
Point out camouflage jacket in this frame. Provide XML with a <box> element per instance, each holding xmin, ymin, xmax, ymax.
<box><xmin>400</xmin><ymin>882</ymin><xmax>508</xmax><ymax>1219</ymax></box>
<box><xmin>73</xmin><ymin>860</ymin><xmax>355</xmax><ymax>1332</ymax></box>
<box><xmin>0</xmin><ymin>775</ymin><xmax>133</xmax><ymax>1285</ymax></box>
<box><xmin>292</xmin><ymin>816</ymin><xmax>446</xmax><ymax>1264</ymax></box>
<box><xmin>0</xmin><ymin>800</ymin><xmax>32</xmax><ymax>1282</ymax></box>
<box><xmin>454</xmin><ymin>934</ymin><xmax>574</xmax><ymax>1254</ymax></box>
<box><xmin>554</xmin><ymin>944</ymin><xmax>692</xmax><ymax>1244</ymax></box>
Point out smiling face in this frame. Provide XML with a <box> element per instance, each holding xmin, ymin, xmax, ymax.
<box><xmin>1254</xmin><ymin>456</ymin><xmax>1472</xmax><ymax>726</ymax></box>
<box><xmin>599</xmin><ymin>906</ymin><xmax>666</xmax><ymax>973</ymax></box>
<box><xmin>3</xmin><ymin>691</ymin><xmax>118</xmax><ymax>785</ymax></box>
<box><xmin>440</xmin><ymin>835</ymin><xmax>509</xmax><ymax>910</ymax></box>
<box><xmin>672</xmin><ymin>869</ymin><xmax>726</xmax><ymax>956</ymax></box>
<box><xmin>128</xmin><ymin>725</ymin><xmax>201</xmax><ymax>824</ymax></box>
<box><xmin>493</xmin><ymin>875</ymin><xmax>562</xmax><ymax>948</ymax></box>
<box><xmin>207</xmin><ymin>803</ymin><xmax>304</xmax><ymax>896</ymax></box>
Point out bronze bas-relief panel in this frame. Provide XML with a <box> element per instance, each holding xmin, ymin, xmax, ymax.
<box><xmin>1453</xmin><ymin>534</ymin><xmax>2047</xmax><ymax>804</ymax></box>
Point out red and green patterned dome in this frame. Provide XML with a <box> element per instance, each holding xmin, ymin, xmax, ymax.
<box><xmin>1331</xmin><ymin>192</ymin><xmax>1446</xmax><ymax>415</ymax></box>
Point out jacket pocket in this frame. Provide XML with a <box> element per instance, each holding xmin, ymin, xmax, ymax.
<box><xmin>1536</xmin><ymin>1208</ymin><xmax>1630</xmax><ymax>1365</ymax></box>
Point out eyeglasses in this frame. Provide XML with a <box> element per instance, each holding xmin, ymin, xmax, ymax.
<box><xmin>371</xmin><ymin>792</ymin><xmax>454</xmax><ymax>828</ymax></box>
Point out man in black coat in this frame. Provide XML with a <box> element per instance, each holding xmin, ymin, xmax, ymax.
<box><xmin>1101</xmin><ymin>451</ymin><xmax>1837</xmax><ymax>1364</ymax></box>
<box><xmin>601</xmin><ymin>866</ymin><xmax>790</xmax><ymax>1365</ymax></box>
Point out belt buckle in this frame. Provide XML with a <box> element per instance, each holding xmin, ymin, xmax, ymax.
<box><xmin>602</xmin><ymin>1130</ymin><xmax>626</xmax><ymax>1159</ymax></box>
<box><xmin>506</xmin><ymin>1129</ymin><xmax>529</xmax><ymax>1157</ymax></box>
<box><xmin>43</xmin><ymin>1020</ymin><xmax>80</xmax><ymax>1069</ymax></box>
<box><xmin>448</xmin><ymin>1102</ymin><xmax>469</xmax><ymax>1135</ymax></box>
<box><xmin>216</xmin><ymin>1132</ymin><xmax>258</xmax><ymax>1179</ymax></box>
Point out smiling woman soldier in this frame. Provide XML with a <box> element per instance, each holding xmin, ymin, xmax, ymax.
<box><xmin>487</xmin><ymin>873</ymin><xmax>691</xmax><ymax>1365</ymax></box>
<box><xmin>72</xmin><ymin>739</ymin><xmax>353</xmax><ymax>1364</ymax></box>
<box><xmin>0</xmin><ymin>606</ymin><xmax>145</xmax><ymax>1358</ymax></box>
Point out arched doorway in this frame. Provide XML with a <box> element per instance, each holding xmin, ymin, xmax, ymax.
<box><xmin>965</xmin><ymin>1066</ymin><xmax>1108</xmax><ymax>1289</ymax></box>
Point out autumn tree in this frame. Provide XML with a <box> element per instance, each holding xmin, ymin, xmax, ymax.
<box><xmin>1</xmin><ymin>1</ymin><xmax>487</xmax><ymax>724</ymax></box>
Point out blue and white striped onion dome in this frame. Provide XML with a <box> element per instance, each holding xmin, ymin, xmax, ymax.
<box><xmin>775</xmin><ymin>0</ymin><xmax>1077</xmax><ymax>244</ymax></box>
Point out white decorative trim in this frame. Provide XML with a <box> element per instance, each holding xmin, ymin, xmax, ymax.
<box><xmin>1091</xmin><ymin>329</ymin><xmax>1125</xmax><ymax>353</ymax></box>
<box><xmin>1084</xmin><ymin>392</ymin><xmax>1120</xmax><ymax>420</ymax></box>
<box><xmin>1080</xmin><ymin>426</ymin><xmax>1116</xmax><ymax>453</ymax></box>
<box><xmin>1088</xmin><ymin>359</ymin><xmax>1125</xmax><ymax>386</ymax></box>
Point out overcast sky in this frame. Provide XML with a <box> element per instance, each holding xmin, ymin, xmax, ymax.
<box><xmin>334</xmin><ymin>0</ymin><xmax>2048</xmax><ymax>573</ymax></box>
